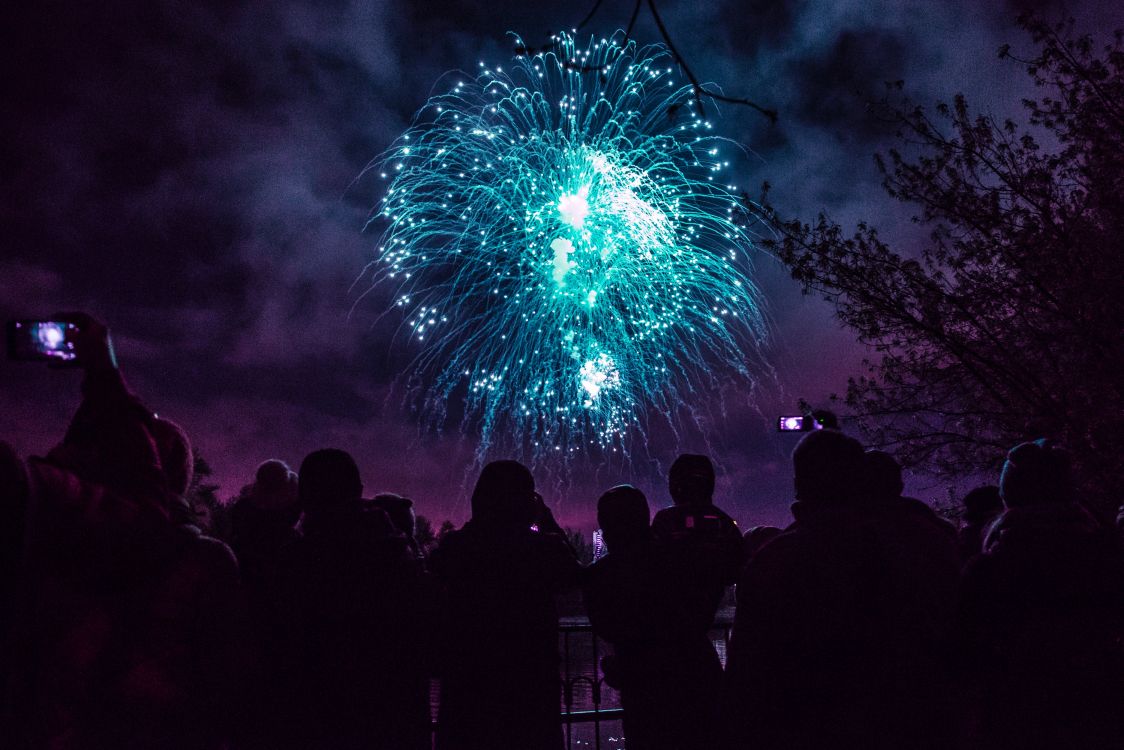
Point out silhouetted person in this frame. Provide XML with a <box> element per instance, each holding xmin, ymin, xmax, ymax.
<box><xmin>276</xmin><ymin>449</ymin><xmax>431</xmax><ymax>749</ymax></box>
<box><xmin>865</xmin><ymin>449</ymin><xmax>958</xmax><ymax>541</ymax></box>
<box><xmin>232</xmin><ymin>459</ymin><xmax>300</xmax><ymax>574</ymax></box>
<box><xmin>585</xmin><ymin>485</ymin><xmax>720</xmax><ymax>749</ymax></box>
<box><xmin>742</xmin><ymin>525</ymin><xmax>782</xmax><ymax>562</ymax></box>
<box><xmin>724</xmin><ymin>430</ymin><xmax>961</xmax><ymax>750</ymax></box>
<box><xmin>227</xmin><ymin>459</ymin><xmax>303</xmax><ymax>745</ymax></box>
<box><xmin>370</xmin><ymin>492</ymin><xmax>422</xmax><ymax>559</ymax></box>
<box><xmin>8</xmin><ymin>316</ymin><xmax>249</xmax><ymax>748</ymax></box>
<box><xmin>0</xmin><ymin>442</ymin><xmax>28</xmax><ymax>699</ymax></box>
<box><xmin>957</xmin><ymin>485</ymin><xmax>1002</xmax><ymax>560</ymax></box>
<box><xmin>651</xmin><ymin>454</ymin><xmax>742</xmax><ymax>625</ymax></box>
<box><xmin>147</xmin><ymin>417</ymin><xmax>254</xmax><ymax>748</ymax></box>
<box><xmin>428</xmin><ymin>460</ymin><xmax>580</xmax><ymax>750</ymax></box>
<box><xmin>230</xmin><ymin>460</ymin><xmax>300</xmax><ymax>625</ymax></box>
<box><xmin>960</xmin><ymin>440</ymin><xmax>1124</xmax><ymax>749</ymax></box>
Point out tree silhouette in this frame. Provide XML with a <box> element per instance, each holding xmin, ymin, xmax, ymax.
<box><xmin>762</xmin><ymin>15</ymin><xmax>1124</xmax><ymax>510</ymax></box>
<box><xmin>187</xmin><ymin>455</ymin><xmax>232</xmax><ymax>541</ymax></box>
<box><xmin>516</xmin><ymin>0</ymin><xmax>776</xmax><ymax>122</ymax></box>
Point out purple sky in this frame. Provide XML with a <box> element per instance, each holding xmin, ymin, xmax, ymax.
<box><xmin>2</xmin><ymin>0</ymin><xmax>1120</xmax><ymax>531</ymax></box>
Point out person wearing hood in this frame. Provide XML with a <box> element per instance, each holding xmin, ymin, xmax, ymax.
<box><xmin>428</xmin><ymin>460</ymin><xmax>580</xmax><ymax>750</ymax></box>
<box><xmin>6</xmin><ymin>315</ymin><xmax>250</xmax><ymax>748</ymax></box>
<box><xmin>960</xmin><ymin>439</ymin><xmax>1124</xmax><ymax>749</ymax></box>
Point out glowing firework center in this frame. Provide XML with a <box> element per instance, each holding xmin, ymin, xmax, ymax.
<box><xmin>372</xmin><ymin>32</ymin><xmax>765</xmax><ymax>457</ymax></box>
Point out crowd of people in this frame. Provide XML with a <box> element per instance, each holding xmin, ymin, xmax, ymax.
<box><xmin>2</xmin><ymin>317</ymin><xmax>1123</xmax><ymax>750</ymax></box>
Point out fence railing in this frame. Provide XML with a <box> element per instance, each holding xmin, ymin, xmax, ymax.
<box><xmin>557</xmin><ymin>610</ymin><xmax>735</xmax><ymax>750</ymax></box>
<box><xmin>427</xmin><ymin>610</ymin><xmax>735</xmax><ymax>750</ymax></box>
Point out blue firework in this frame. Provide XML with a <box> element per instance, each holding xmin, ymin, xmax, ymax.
<box><xmin>368</xmin><ymin>31</ymin><xmax>766</xmax><ymax>458</ymax></box>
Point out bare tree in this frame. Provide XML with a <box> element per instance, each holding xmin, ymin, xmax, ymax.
<box><xmin>516</xmin><ymin>0</ymin><xmax>777</xmax><ymax>122</ymax></box>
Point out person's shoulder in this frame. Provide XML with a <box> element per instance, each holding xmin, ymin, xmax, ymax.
<box><xmin>192</xmin><ymin>532</ymin><xmax>241</xmax><ymax>577</ymax></box>
<box><xmin>747</xmin><ymin>527</ymin><xmax>816</xmax><ymax>567</ymax></box>
<box><xmin>708</xmin><ymin>503</ymin><xmax>742</xmax><ymax>533</ymax></box>
<box><xmin>651</xmin><ymin>504</ymin><xmax>681</xmax><ymax>520</ymax></box>
<box><xmin>428</xmin><ymin>526</ymin><xmax>468</xmax><ymax>572</ymax></box>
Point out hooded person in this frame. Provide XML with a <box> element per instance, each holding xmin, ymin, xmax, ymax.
<box><xmin>960</xmin><ymin>439</ymin><xmax>1124</xmax><ymax>750</ymax></box>
<box><xmin>9</xmin><ymin>316</ymin><xmax>250</xmax><ymax>748</ymax></box>
<box><xmin>428</xmin><ymin>460</ymin><xmax>580</xmax><ymax>750</ymax></box>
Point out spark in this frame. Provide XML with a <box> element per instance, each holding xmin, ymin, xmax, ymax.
<box><xmin>367</xmin><ymin>31</ymin><xmax>766</xmax><ymax>459</ymax></box>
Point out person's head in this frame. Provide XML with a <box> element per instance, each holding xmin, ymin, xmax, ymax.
<box><xmin>470</xmin><ymin>460</ymin><xmax>536</xmax><ymax>528</ymax></box>
<box><xmin>999</xmin><ymin>439</ymin><xmax>1072</xmax><ymax>508</ymax></box>
<box><xmin>249</xmin><ymin>459</ymin><xmax>299</xmax><ymax>513</ymax></box>
<box><xmin>864</xmin><ymin>449</ymin><xmax>904</xmax><ymax>502</ymax></box>
<box><xmin>792</xmin><ymin>429</ymin><xmax>866</xmax><ymax>506</ymax></box>
<box><xmin>962</xmin><ymin>485</ymin><xmax>1002</xmax><ymax>524</ymax></box>
<box><xmin>371</xmin><ymin>493</ymin><xmax>416</xmax><ymax>539</ymax></box>
<box><xmin>299</xmin><ymin>449</ymin><xmax>363</xmax><ymax>515</ymax></box>
<box><xmin>597</xmin><ymin>485</ymin><xmax>650</xmax><ymax>552</ymax></box>
<box><xmin>48</xmin><ymin>409</ymin><xmax>161</xmax><ymax>498</ymax></box>
<box><xmin>149</xmin><ymin>418</ymin><xmax>194</xmax><ymax>497</ymax></box>
<box><xmin>669</xmin><ymin>454</ymin><xmax>715</xmax><ymax>506</ymax></box>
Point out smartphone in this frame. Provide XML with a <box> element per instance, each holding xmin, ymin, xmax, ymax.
<box><xmin>592</xmin><ymin>529</ymin><xmax>606</xmax><ymax>561</ymax></box>
<box><xmin>7</xmin><ymin>320</ymin><xmax>80</xmax><ymax>362</ymax></box>
<box><xmin>777</xmin><ymin>415</ymin><xmax>823</xmax><ymax>432</ymax></box>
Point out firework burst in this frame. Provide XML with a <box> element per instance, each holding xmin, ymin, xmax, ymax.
<box><xmin>368</xmin><ymin>31</ymin><xmax>766</xmax><ymax>459</ymax></box>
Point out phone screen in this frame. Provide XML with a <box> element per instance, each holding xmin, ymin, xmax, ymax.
<box><xmin>7</xmin><ymin>320</ymin><xmax>80</xmax><ymax>362</ymax></box>
<box><xmin>777</xmin><ymin>416</ymin><xmax>806</xmax><ymax>431</ymax></box>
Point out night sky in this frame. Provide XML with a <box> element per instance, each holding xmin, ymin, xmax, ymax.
<box><xmin>2</xmin><ymin>0</ymin><xmax>1120</xmax><ymax>530</ymax></box>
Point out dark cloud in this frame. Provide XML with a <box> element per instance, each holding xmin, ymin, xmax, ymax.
<box><xmin>717</xmin><ymin>0</ymin><xmax>805</xmax><ymax>52</ymax></box>
<box><xmin>785</xmin><ymin>28</ymin><xmax>908</xmax><ymax>142</ymax></box>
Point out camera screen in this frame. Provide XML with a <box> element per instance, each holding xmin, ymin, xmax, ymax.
<box><xmin>7</xmin><ymin>321</ymin><xmax>79</xmax><ymax>362</ymax></box>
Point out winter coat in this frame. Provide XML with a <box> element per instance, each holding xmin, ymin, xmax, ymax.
<box><xmin>960</xmin><ymin>502</ymin><xmax>1124</xmax><ymax>749</ymax></box>
<box><xmin>429</xmin><ymin>520</ymin><xmax>580</xmax><ymax>750</ymax></box>
<box><xmin>584</xmin><ymin>540</ymin><xmax>722</xmax><ymax>750</ymax></box>
<box><xmin>724</xmin><ymin>498</ymin><xmax>961</xmax><ymax>750</ymax></box>
<box><xmin>10</xmin><ymin>460</ymin><xmax>249</xmax><ymax>749</ymax></box>
<box><xmin>273</xmin><ymin>506</ymin><xmax>435</xmax><ymax>750</ymax></box>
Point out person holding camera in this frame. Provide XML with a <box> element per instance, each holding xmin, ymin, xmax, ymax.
<box><xmin>5</xmin><ymin>314</ymin><xmax>250</xmax><ymax>749</ymax></box>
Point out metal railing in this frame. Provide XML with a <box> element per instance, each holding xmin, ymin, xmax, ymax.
<box><xmin>427</xmin><ymin>610</ymin><xmax>735</xmax><ymax>750</ymax></box>
<box><xmin>557</xmin><ymin>610</ymin><xmax>735</xmax><ymax>750</ymax></box>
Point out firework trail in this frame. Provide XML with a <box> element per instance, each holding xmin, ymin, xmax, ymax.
<box><xmin>368</xmin><ymin>31</ymin><xmax>766</xmax><ymax>460</ymax></box>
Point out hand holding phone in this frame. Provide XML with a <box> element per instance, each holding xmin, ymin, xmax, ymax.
<box><xmin>777</xmin><ymin>415</ymin><xmax>824</xmax><ymax>432</ymax></box>
<box><xmin>7</xmin><ymin>320</ymin><xmax>81</xmax><ymax>363</ymax></box>
<box><xmin>7</xmin><ymin>314</ymin><xmax>117</xmax><ymax>370</ymax></box>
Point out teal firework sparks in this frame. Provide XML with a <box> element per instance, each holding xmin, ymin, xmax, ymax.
<box><xmin>370</xmin><ymin>31</ymin><xmax>765</xmax><ymax>458</ymax></box>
